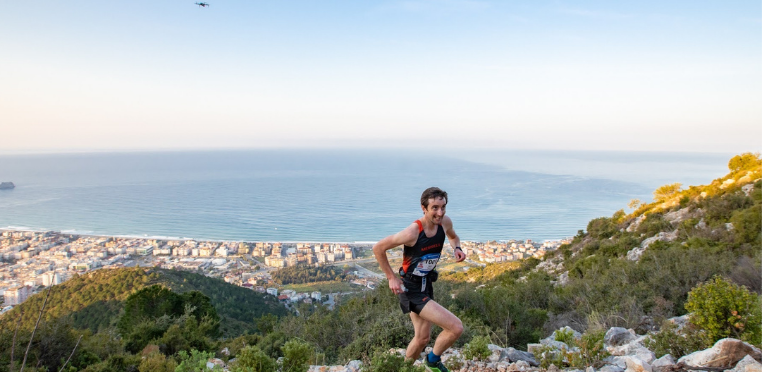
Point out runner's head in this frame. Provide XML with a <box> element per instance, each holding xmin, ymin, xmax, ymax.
<box><xmin>421</xmin><ymin>187</ymin><xmax>447</xmax><ymax>223</ymax></box>
<box><xmin>421</xmin><ymin>187</ymin><xmax>447</xmax><ymax>208</ymax></box>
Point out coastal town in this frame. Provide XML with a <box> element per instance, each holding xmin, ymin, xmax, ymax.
<box><xmin>0</xmin><ymin>229</ymin><xmax>567</xmax><ymax>313</ymax></box>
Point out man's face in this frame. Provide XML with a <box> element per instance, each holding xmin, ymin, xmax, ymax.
<box><xmin>422</xmin><ymin>197</ymin><xmax>446</xmax><ymax>224</ymax></box>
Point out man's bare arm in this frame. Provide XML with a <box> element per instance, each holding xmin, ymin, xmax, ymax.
<box><xmin>442</xmin><ymin>216</ymin><xmax>465</xmax><ymax>262</ymax></box>
<box><xmin>373</xmin><ymin>224</ymin><xmax>418</xmax><ymax>294</ymax></box>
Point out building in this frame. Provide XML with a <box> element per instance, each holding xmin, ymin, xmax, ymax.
<box><xmin>4</xmin><ymin>285</ymin><xmax>31</xmax><ymax>305</ymax></box>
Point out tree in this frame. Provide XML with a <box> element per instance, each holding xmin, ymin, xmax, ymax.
<box><xmin>628</xmin><ymin>199</ymin><xmax>642</xmax><ymax>210</ymax></box>
<box><xmin>728</xmin><ymin>153</ymin><xmax>762</xmax><ymax>173</ymax></box>
<box><xmin>229</xmin><ymin>345</ymin><xmax>277</xmax><ymax>372</ymax></box>
<box><xmin>281</xmin><ymin>339</ymin><xmax>315</xmax><ymax>372</ymax></box>
<box><xmin>653</xmin><ymin>183</ymin><xmax>682</xmax><ymax>202</ymax></box>
<box><xmin>685</xmin><ymin>276</ymin><xmax>762</xmax><ymax>344</ymax></box>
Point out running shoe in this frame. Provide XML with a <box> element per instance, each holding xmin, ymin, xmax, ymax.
<box><xmin>425</xmin><ymin>359</ymin><xmax>450</xmax><ymax>372</ymax></box>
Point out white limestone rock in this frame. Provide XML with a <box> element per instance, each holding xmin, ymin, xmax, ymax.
<box><xmin>626</xmin><ymin>215</ymin><xmax>647</xmax><ymax>233</ymax></box>
<box><xmin>742</xmin><ymin>184</ymin><xmax>755</xmax><ymax>196</ymax></box>
<box><xmin>728</xmin><ymin>355</ymin><xmax>762</xmax><ymax>372</ymax></box>
<box><xmin>612</xmin><ymin>355</ymin><xmax>653</xmax><ymax>372</ymax></box>
<box><xmin>501</xmin><ymin>347</ymin><xmax>539</xmax><ymax>366</ymax></box>
<box><xmin>600</xmin><ymin>365</ymin><xmax>626</xmax><ymax>372</ymax></box>
<box><xmin>651</xmin><ymin>354</ymin><xmax>676</xmax><ymax>372</ymax></box>
<box><xmin>627</xmin><ymin>247</ymin><xmax>646</xmax><ymax>261</ymax></box>
<box><xmin>608</xmin><ymin>339</ymin><xmax>656</xmax><ymax>364</ymax></box>
<box><xmin>678</xmin><ymin>338</ymin><xmax>762</xmax><ymax>369</ymax></box>
<box><xmin>605</xmin><ymin>328</ymin><xmax>637</xmax><ymax>348</ymax></box>
<box><xmin>345</xmin><ymin>360</ymin><xmax>362</xmax><ymax>372</ymax></box>
<box><xmin>664</xmin><ymin>208</ymin><xmax>692</xmax><ymax>225</ymax></box>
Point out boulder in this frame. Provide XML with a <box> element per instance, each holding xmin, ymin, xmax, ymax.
<box><xmin>695</xmin><ymin>218</ymin><xmax>707</xmax><ymax>229</ymax></box>
<box><xmin>606</xmin><ymin>335</ymin><xmax>655</xmax><ymax>364</ymax></box>
<box><xmin>667</xmin><ymin>315</ymin><xmax>690</xmax><ymax>331</ymax></box>
<box><xmin>627</xmin><ymin>247</ymin><xmax>646</xmax><ymax>261</ymax></box>
<box><xmin>641</xmin><ymin>231</ymin><xmax>678</xmax><ymax>250</ymax></box>
<box><xmin>527</xmin><ymin>344</ymin><xmax>543</xmax><ymax>355</ymax></box>
<box><xmin>651</xmin><ymin>354</ymin><xmax>676</xmax><ymax>372</ymax></box>
<box><xmin>540</xmin><ymin>339</ymin><xmax>571</xmax><ymax>350</ymax></box>
<box><xmin>206</xmin><ymin>358</ymin><xmax>225</xmax><ymax>370</ymax></box>
<box><xmin>742</xmin><ymin>184</ymin><xmax>755</xmax><ymax>196</ymax></box>
<box><xmin>605</xmin><ymin>328</ymin><xmax>637</xmax><ymax>347</ymax></box>
<box><xmin>664</xmin><ymin>208</ymin><xmax>692</xmax><ymax>224</ymax></box>
<box><xmin>678</xmin><ymin>338</ymin><xmax>762</xmax><ymax>369</ymax></box>
<box><xmin>501</xmin><ymin>347</ymin><xmax>539</xmax><ymax>366</ymax></box>
<box><xmin>600</xmin><ymin>365</ymin><xmax>626</xmax><ymax>372</ymax></box>
<box><xmin>508</xmin><ymin>360</ymin><xmax>531</xmax><ymax>371</ymax></box>
<box><xmin>345</xmin><ymin>360</ymin><xmax>362</xmax><ymax>372</ymax></box>
<box><xmin>612</xmin><ymin>355</ymin><xmax>652</xmax><ymax>372</ymax></box>
<box><xmin>488</xmin><ymin>343</ymin><xmax>505</xmax><ymax>362</ymax></box>
<box><xmin>728</xmin><ymin>355</ymin><xmax>762</xmax><ymax>372</ymax></box>
<box><xmin>626</xmin><ymin>215</ymin><xmax>646</xmax><ymax>233</ymax></box>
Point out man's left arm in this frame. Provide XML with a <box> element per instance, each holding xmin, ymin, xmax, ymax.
<box><xmin>442</xmin><ymin>216</ymin><xmax>465</xmax><ymax>262</ymax></box>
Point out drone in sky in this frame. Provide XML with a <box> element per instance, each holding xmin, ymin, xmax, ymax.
<box><xmin>195</xmin><ymin>2</ymin><xmax>209</xmax><ymax>7</ymax></box>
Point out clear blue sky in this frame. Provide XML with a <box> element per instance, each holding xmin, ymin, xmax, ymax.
<box><xmin>1</xmin><ymin>0</ymin><xmax>760</xmax><ymax>153</ymax></box>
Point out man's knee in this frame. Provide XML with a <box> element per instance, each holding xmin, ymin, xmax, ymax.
<box><xmin>450</xmin><ymin>319</ymin><xmax>464</xmax><ymax>338</ymax></box>
<box><xmin>414</xmin><ymin>334</ymin><xmax>431</xmax><ymax>346</ymax></box>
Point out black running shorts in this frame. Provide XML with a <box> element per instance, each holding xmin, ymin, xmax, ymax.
<box><xmin>398</xmin><ymin>277</ymin><xmax>434</xmax><ymax>315</ymax></box>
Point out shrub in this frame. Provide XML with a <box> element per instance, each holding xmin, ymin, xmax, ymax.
<box><xmin>537</xmin><ymin>344</ymin><xmax>564</xmax><ymax>369</ymax></box>
<box><xmin>281</xmin><ymin>339</ymin><xmax>315</xmax><ymax>372</ymax></box>
<box><xmin>462</xmin><ymin>335</ymin><xmax>491</xmax><ymax>361</ymax></box>
<box><xmin>587</xmin><ymin>217</ymin><xmax>618</xmax><ymax>239</ymax></box>
<box><xmin>138</xmin><ymin>352</ymin><xmax>177</xmax><ymax>372</ymax></box>
<box><xmin>364</xmin><ymin>350</ymin><xmax>425</xmax><ymax>372</ymax></box>
<box><xmin>538</xmin><ymin>329</ymin><xmax>609</xmax><ymax>369</ymax></box>
<box><xmin>229</xmin><ymin>345</ymin><xmax>277</xmax><ymax>372</ymax></box>
<box><xmin>565</xmin><ymin>329</ymin><xmax>609</xmax><ymax>368</ymax></box>
<box><xmin>685</xmin><ymin>276</ymin><xmax>762</xmax><ymax>344</ymax></box>
<box><xmin>176</xmin><ymin>349</ymin><xmax>221</xmax><ymax>372</ymax></box>
<box><xmin>644</xmin><ymin>321</ymin><xmax>710</xmax><ymax>359</ymax></box>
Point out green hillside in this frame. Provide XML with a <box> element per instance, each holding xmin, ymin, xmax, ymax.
<box><xmin>0</xmin><ymin>268</ymin><xmax>286</xmax><ymax>336</ymax></box>
<box><xmin>268</xmin><ymin>152</ymin><xmax>761</xmax><ymax>362</ymax></box>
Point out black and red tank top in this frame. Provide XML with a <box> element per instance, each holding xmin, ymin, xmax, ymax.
<box><xmin>401</xmin><ymin>220</ymin><xmax>446</xmax><ymax>276</ymax></box>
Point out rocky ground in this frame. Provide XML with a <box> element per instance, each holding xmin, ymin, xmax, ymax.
<box><xmin>205</xmin><ymin>323</ymin><xmax>762</xmax><ymax>372</ymax></box>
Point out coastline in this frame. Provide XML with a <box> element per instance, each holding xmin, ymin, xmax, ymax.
<box><xmin>0</xmin><ymin>225</ymin><xmax>571</xmax><ymax>245</ymax></box>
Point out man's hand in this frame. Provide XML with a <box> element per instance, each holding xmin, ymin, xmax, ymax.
<box><xmin>454</xmin><ymin>248</ymin><xmax>466</xmax><ymax>262</ymax></box>
<box><xmin>388</xmin><ymin>276</ymin><xmax>405</xmax><ymax>295</ymax></box>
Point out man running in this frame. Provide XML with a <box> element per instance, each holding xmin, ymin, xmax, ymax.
<box><xmin>373</xmin><ymin>187</ymin><xmax>466</xmax><ymax>372</ymax></box>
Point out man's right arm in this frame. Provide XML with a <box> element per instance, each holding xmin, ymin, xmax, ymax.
<box><xmin>373</xmin><ymin>225</ymin><xmax>416</xmax><ymax>295</ymax></box>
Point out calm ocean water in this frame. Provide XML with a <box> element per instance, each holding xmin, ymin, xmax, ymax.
<box><xmin>0</xmin><ymin>150</ymin><xmax>732</xmax><ymax>242</ymax></box>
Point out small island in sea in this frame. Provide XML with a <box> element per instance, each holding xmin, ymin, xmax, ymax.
<box><xmin>0</xmin><ymin>182</ymin><xmax>14</xmax><ymax>190</ymax></box>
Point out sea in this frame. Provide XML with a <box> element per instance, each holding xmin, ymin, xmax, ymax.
<box><xmin>0</xmin><ymin>149</ymin><xmax>733</xmax><ymax>242</ymax></box>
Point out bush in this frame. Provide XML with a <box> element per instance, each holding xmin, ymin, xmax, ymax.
<box><xmin>364</xmin><ymin>350</ymin><xmax>425</xmax><ymax>372</ymax></box>
<box><xmin>554</xmin><ymin>328</ymin><xmax>576</xmax><ymax>345</ymax></box>
<box><xmin>538</xmin><ymin>329</ymin><xmax>609</xmax><ymax>369</ymax></box>
<box><xmin>229</xmin><ymin>345</ymin><xmax>277</xmax><ymax>372</ymax></box>
<box><xmin>565</xmin><ymin>329</ymin><xmax>609</xmax><ymax>368</ymax></box>
<box><xmin>685</xmin><ymin>276</ymin><xmax>762</xmax><ymax>345</ymax></box>
<box><xmin>462</xmin><ymin>335</ymin><xmax>491</xmax><ymax>361</ymax></box>
<box><xmin>138</xmin><ymin>352</ymin><xmax>177</xmax><ymax>372</ymax></box>
<box><xmin>281</xmin><ymin>339</ymin><xmax>315</xmax><ymax>372</ymax></box>
<box><xmin>644</xmin><ymin>321</ymin><xmax>710</xmax><ymax>359</ymax></box>
<box><xmin>176</xmin><ymin>349</ymin><xmax>221</xmax><ymax>372</ymax></box>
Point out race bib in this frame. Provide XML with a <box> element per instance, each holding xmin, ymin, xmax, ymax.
<box><xmin>412</xmin><ymin>253</ymin><xmax>440</xmax><ymax>276</ymax></box>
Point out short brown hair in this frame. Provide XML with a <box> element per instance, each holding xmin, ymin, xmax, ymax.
<box><xmin>421</xmin><ymin>187</ymin><xmax>448</xmax><ymax>208</ymax></box>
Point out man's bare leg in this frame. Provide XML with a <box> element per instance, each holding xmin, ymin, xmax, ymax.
<box><xmin>406</xmin><ymin>312</ymin><xmax>432</xmax><ymax>360</ymax></box>
<box><xmin>418</xmin><ymin>300</ymin><xmax>464</xmax><ymax>356</ymax></box>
